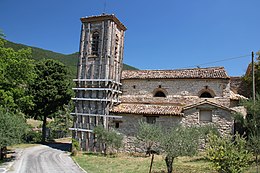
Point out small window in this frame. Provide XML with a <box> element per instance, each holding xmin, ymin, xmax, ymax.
<box><xmin>154</xmin><ymin>91</ymin><xmax>166</xmax><ymax>97</ymax></box>
<box><xmin>199</xmin><ymin>110</ymin><xmax>212</xmax><ymax>122</ymax></box>
<box><xmin>200</xmin><ymin>92</ymin><xmax>213</xmax><ymax>98</ymax></box>
<box><xmin>91</xmin><ymin>32</ymin><xmax>99</xmax><ymax>55</ymax></box>
<box><xmin>146</xmin><ymin>117</ymin><xmax>156</xmax><ymax>124</ymax></box>
<box><xmin>114</xmin><ymin>35</ymin><xmax>119</xmax><ymax>57</ymax></box>
<box><xmin>115</xmin><ymin>122</ymin><xmax>120</xmax><ymax>128</ymax></box>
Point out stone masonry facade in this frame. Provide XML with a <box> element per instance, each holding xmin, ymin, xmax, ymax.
<box><xmin>109</xmin><ymin>67</ymin><xmax>246</xmax><ymax>152</ymax></box>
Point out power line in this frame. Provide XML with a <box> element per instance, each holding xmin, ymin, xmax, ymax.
<box><xmin>181</xmin><ymin>54</ymin><xmax>251</xmax><ymax>69</ymax></box>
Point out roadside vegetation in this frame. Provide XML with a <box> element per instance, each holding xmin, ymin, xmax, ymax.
<box><xmin>73</xmin><ymin>152</ymin><xmax>259</xmax><ymax>173</ymax></box>
<box><xmin>73</xmin><ymin>120</ymin><xmax>259</xmax><ymax>173</ymax></box>
<box><xmin>0</xmin><ymin>32</ymin><xmax>73</xmax><ymax>159</ymax></box>
<box><xmin>73</xmin><ymin>152</ymin><xmax>214</xmax><ymax>173</ymax></box>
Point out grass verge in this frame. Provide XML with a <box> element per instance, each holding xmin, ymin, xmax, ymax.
<box><xmin>73</xmin><ymin>152</ymin><xmax>216</xmax><ymax>173</ymax></box>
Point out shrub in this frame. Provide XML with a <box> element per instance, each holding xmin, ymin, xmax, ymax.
<box><xmin>94</xmin><ymin>126</ymin><xmax>123</xmax><ymax>155</ymax></box>
<box><xmin>206</xmin><ymin>133</ymin><xmax>252</xmax><ymax>173</ymax></box>
<box><xmin>23</xmin><ymin>129</ymin><xmax>42</xmax><ymax>143</ymax></box>
<box><xmin>71</xmin><ymin>138</ymin><xmax>80</xmax><ymax>156</ymax></box>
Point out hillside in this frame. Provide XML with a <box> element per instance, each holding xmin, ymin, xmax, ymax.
<box><xmin>4</xmin><ymin>40</ymin><xmax>138</xmax><ymax>78</ymax></box>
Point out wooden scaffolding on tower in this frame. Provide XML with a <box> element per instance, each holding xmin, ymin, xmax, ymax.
<box><xmin>70</xmin><ymin>14</ymin><xmax>126</xmax><ymax>151</ymax></box>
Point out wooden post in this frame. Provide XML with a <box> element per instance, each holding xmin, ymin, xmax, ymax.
<box><xmin>149</xmin><ymin>153</ymin><xmax>154</xmax><ymax>173</ymax></box>
<box><xmin>252</xmin><ymin>51</ymin><xmax>256</xmax><ymax>103</ymax></box>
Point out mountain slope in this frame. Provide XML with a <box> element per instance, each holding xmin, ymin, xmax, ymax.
<box><xmin>4</xmin><ymin>40</ymin><xmax>138</xmax><ymax>78</ymax></box>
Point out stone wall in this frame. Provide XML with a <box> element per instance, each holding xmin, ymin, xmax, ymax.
<box><xmin>121</xmin><ymin>78</ymin><xmax>231</xmax><ymax>107</ymax></box>
<box><xmin>182</xmin><ymin>108</ymin><xmax>234</xmax><ymax>136</ymax></box>
<box><xmin>111</xmin><ymin>110</ymin><xmax>234</xmax><ymax>152</ymax></box>
<box><xmin>111</xmin><ymin>114</ymin><xmax>182</xmax><ymax>152</ymax></box>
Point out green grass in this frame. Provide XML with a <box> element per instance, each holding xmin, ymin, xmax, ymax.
<box><xmin>73</xmin><ymin>153</ymin><xmax>216</xmax><ymax>173</ymax></box>
<box><xmin>73</xmin><ymin>152</ymin><xmax>260</xmax><ymax>173</ymax></box>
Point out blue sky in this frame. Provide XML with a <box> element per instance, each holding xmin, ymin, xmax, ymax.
<box><xmin>1</xmin><ymin>0</ymin><xmax>259</xmax><ymax>76</ymax></box>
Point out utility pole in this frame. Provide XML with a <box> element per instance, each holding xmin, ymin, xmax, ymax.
<box><xmin>252</xmin><ymin>51</ymin><xmax>256</xmax><ymax>104</ymax></box>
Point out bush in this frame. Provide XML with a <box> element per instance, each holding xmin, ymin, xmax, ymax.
<box><xmin>71</xmin><ymin>138</ymin><xmax>80</xmax><ymax>156</ymax></box>
<box><xmin>23</xmin><ymin>129</ymin><xmax>42</xmax><ymax>143</ymax></box>
<box><xmin>72</xmin><ymin>138</ymin><xmax>80</xmax><ymax>150</ymax></box>
<box><xmin>94</xmin><ymin>126</ymin><xmax>123</xmax><ymax>155</ymax></box>
<box><xmin>206</xmin><ymin>133</ymin><xmax>252</xmax><ymax>173</ymax></box>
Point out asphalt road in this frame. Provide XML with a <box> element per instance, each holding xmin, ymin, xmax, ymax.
<box><xmin>8</xmin><ymin>143</ymin><xmax>85</xmax><ymax>173</ymax></box>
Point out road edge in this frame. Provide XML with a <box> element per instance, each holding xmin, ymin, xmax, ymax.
<box><xmin>71</xmin><ymin>156</ymin><xmax>88</xmax><ymax>173</ymax></box>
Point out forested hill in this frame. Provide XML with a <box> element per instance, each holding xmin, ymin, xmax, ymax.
<box><xmin>4</xmin><ymin>40</ymin><xmax>138</xmax><ymax>78</ymax></box>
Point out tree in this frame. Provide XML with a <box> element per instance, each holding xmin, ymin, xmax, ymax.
<box><xmin>93</xmin><ymin>126</ymin><xmax>123</xmax><ymax>155</ymax></box>
<box><xmin>160</xmin><ymin>126</ymin><xmax>201</xmax><ymax>173</ymax></box>
<box><xmin>0</xmin><ymin>34</ymin><xmax>35</xmax><ymax>112</ymax></box>
<box><xmin>27</xmin><ymin>59</ymin><xmax>73</xmax><ymax>142</ymax></box>
<box><xmin>239</xmin><ymin>51</ymin><xmax>260</xmax><ymax>98</ymax></box>
<box><xmin>206</xmin><ymin>133</ymin><xmax>252</xmax><ymax>173</ymax></box>
<box><xmin>235</xmin><ymin>95</ymin><xmax>260</xmax><ymax>172</ymax></box>
<box><xmin>0</xmin><ymin>107</ymin><xmax>27</xmax><ymax>159</ymax></box>
<box><xmin>136</xmin><ymin>121</ymin><xmax>162</xmax><ymax>156</ymax></box>
<box><xmin>137</xmin><ymin>122</ymin><xmax>214</xmax><ymax>173</ymax></box>
<box><xmin>0</xmin><ymin>31</ymin><xmax>35</xmax><ymax>159</ymax></box>
<box><xmin>47</xmin><ymin>105</ymin><xmax>73</xmax><ymax>139</ymax></box>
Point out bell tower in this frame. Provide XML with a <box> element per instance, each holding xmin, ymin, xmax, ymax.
<box><xmin>70</xmin><ymin>14</ymin><xmax>127</xmax><ymax>150</ymax></box>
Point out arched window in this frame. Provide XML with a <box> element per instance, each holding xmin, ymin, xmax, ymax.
<box><xmin>154</xmin><ymin>91</ymin><xmax>166</xmax><ymax>97</ymax></box>
<box><xmin>200</xmin><ymin>91</ymin><xmax>213</xmax><ymax>98</ymax></box>
<box><xmin>91</xmin><ymin>31</ymin><xmax>99</xmax><ymax>55</ymax></box>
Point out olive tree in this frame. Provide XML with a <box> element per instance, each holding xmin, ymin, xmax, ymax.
<box><xmin>136</xmin><ymin>121</ymin><xmax>162</xmax><ymax>156</ymax></box>
<box><xmin>93</xmin><ymin>126</ymin><xmax>123</xmax><ymax>155</ymax></box>
<box><xmin>161</xmin><ymin>126</ymin><xmax>201</xmax><ymax>173</ymax></box>
<box><xmin>137</xmin><ymin>122</ymin><xmax>203</xmax><ymax>173</ymax></box>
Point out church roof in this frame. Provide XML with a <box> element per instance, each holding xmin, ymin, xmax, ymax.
<box><xmin>122</xmin><ymin>67</ymin><xmax>229</xmax><ymax>80</ymax></box>
<box><xmin>111</xmin><ymin>103</ymin><xmax>183</xmax><ymax>116</ymax></box>
<box><xmin>230</xmin><ymin>90</ymin><xmax>248</xmax><ymax>100</ymax></box>
<box><xmin>183</xmin><ymin>100</ymin><xmax>232</xmax><ymax>111</ymax></box>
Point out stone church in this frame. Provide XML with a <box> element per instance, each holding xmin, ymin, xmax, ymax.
<box><xmin>110</xmin><ymin>67</ymin><xmax>246</xmax><ymax>138</ymax></box>
<box><xmin>71</xmin><ymin>14</ymin><xmax>246</xmax><ymax>151</ymax></box>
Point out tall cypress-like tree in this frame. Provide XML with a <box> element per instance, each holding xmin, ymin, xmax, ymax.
<box><xmin>28</xmin><ymin>59</ymin><xmax>73</xmax><ymax>142</ymax></box>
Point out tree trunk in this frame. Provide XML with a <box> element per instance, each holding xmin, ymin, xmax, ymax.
<box><xmin>0</xmin><ymin>147</ymin><xmax>3</xmax><ymax>160</ymax></box>
<box><xmin>165</xmin><ymin>155</ymin><xmax>174</xmax><ymax>173</ymax></box>
<box><xmin>103</xmin><ymin>143</ymin><xmax>107</xmax><ymax>156</ymax></box>
<box><xmin>256</xmin><ymin>154</ymin><xmax>259</xmax><ymax>173</ymax></box>
<box><xmin>42</xmin><ymin>115</ymin><xmax>47</xmax><ymax>143</ymax></box>
<box><xmin>149</xmin><ymin>153</ymin><xmax>155</xmax><ymax>173</ymax></box>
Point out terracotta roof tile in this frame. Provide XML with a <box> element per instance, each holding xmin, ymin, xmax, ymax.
<box><xmin>110</xmin><ymin>103</ymin><xmax>183</xmax><ymax>116</ymax></box>
<box><xmin>183</xmin><ymin>100</ymin><xmax>232</xmax><ymax>111</ymax></box>
<box><xmin>230</xmin><ymin>91</ymin><xmax>247</xmax><ymax>100</ymax></box>
<box><xmin>122</xmin><ymin>67</ymin><xmax>229</xmax><ymax>79</ymax></box>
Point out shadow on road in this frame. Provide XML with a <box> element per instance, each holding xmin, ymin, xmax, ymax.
<box><xmin>44</xmin><ymin>142</ymin><xmax>72</xmax><ymax>152</ymax></box>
